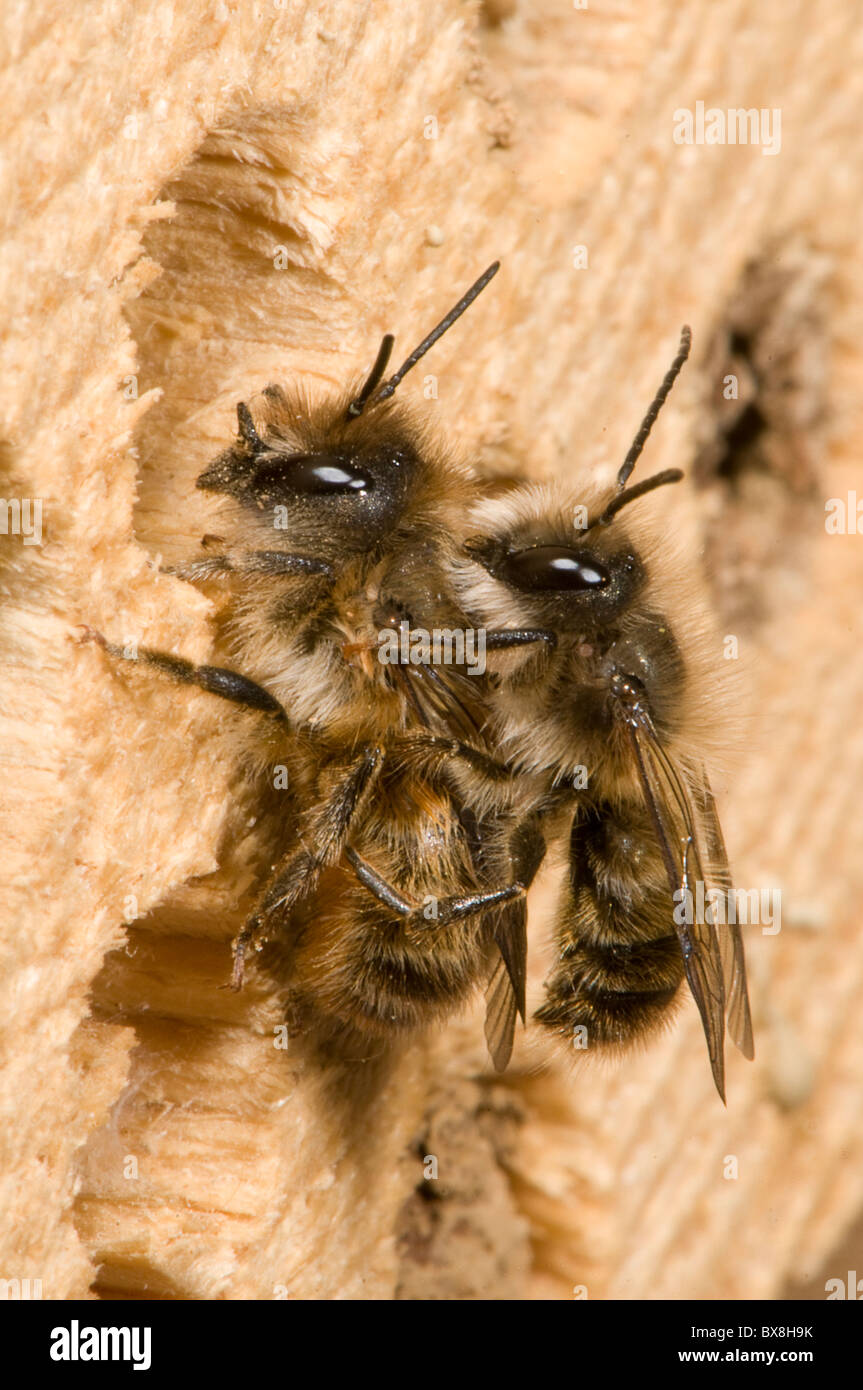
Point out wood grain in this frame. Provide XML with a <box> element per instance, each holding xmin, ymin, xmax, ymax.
<box><xmin>1</xmin><ymin>0</ymin><xmax>861</xmax><ymax>1300</ymax></box>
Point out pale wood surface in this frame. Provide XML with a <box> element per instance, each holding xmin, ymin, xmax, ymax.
<box><xmin>1</xmin><ymin>0</ymin><xmax>861</xmax><ymax>1300</ymax></box>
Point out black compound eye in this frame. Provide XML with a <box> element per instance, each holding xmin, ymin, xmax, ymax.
<box><xmin>500</xmin><ymin>545</ymin><xmax>610</xmax><ymax>592</ymax></box>
<box><xmin>253</xmin><ymin>453</ymin><xmax>374</xmax><ymax>497</ymax></box>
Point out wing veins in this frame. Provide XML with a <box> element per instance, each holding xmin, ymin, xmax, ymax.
<box><xmin>626</xmin><ymin>718</ymin><xmax>728</xmax><ymax>1101</ymax></box>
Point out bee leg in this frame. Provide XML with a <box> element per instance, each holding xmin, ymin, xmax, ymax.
<box><xmin>345</xmin><ymin>814</ymin><xmax>547</xmax><ymax>932</ymax></box>
<box><xmin>400</xmin><ymin>734</ymin><xmax>513</xmax><ymax>781</ymax></box>
<box><xmin>77</xmin><ymin>628</ymin><xmax>288</xmax><ymax>721</ymax></box>
<box><xmin>160</xmin><ymin>555</ymin><xmax>236</xmax><ymax>581</ymax></box>
<box><xmin>232</xmin><ymin>745</ymin><xmax>384</xmax><ymax>988</ymax></box>
<box><xmin>484</xmin><ymin>628</ymin><xmax>557</xmax><ymax>650</ymax></box>
<box><xmin>346</xmin><ymin>848</ymin><xmax>519</xmax><ymax>929</ymax></box>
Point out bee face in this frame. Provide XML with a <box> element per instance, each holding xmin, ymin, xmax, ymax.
<box><xmin>465</xmin><ymin>527</ymin><xmax>646</xmax><ymax>631</ymax></box>
<box><xmin>196</xmin><ymin>391</ymin><xmax>426</xmax><ymax>561</ymax></box>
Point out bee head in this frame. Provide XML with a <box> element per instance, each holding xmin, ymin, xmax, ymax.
<box><xmin>458</xmin><ymin>325</ymin><xmax>692</xmax><ymax>636</ymax></box>
<box><xmin>195</xmin><ymin>263</ymin><xmax>501</xmax><ymax>561</ymax></box>
<box><xmin>196</xmin><ymin>393</ymin><xmax>424</xmax><ymax>556</ymax></box>
<box><xmin>463</xmin><ymin>527</ymin><xmax>647</xmax><ymax>631</ymax></box>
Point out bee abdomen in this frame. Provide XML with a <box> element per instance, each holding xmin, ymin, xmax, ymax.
<box><xmin>289</xmin><ymin>889</ymin><xmax>490</xmax><ymax>1041</ymax></box>
<box><xmin>535</xmin><ymin>935</ymin><xmax>683</xmax><ymax>1046</ymax></box>
<box><xmin>535</xmin><ymin>800</ymin><xmax>685</xmax><ymax>1049</ymax></box>
<box><xmin>353</xmin><ymin>921</ymin><xmax>486</xmax><ymax>1033</ymax></box>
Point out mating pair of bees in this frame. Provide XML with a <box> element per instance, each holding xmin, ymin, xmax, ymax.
<box><xmin>91</xmin><ymin>262</ymin><xmax>753</xmax><ymax>1099</ymax></box>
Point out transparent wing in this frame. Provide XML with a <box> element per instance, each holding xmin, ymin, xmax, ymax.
<box><xmin>492</xmin><ymin>898</ymin><xmax>527</xmax><ymax>1022</ymax></box>
<box><xmin>401</xmin><ymin>660</ymin><xmax>485</xmax><ymax>741</ymax></box>
<box><xmin>695</xmin><ymin>776</ymin><xmax>755</xmax><ymax>1061</ymax></box>
<box><xmin>484</xmin><ymin>954</ymin><xmax>519</xmax><ymax>1073</ymax></box>
<box><xmin>483</xmin><ymin>899</ymin><xmax>528</xmax><ymax>1072</ymax></box>
<box><xmin>625</xmin><ymin>717</ymin><xmax>730</xmax><ymax>1100</ymax></box>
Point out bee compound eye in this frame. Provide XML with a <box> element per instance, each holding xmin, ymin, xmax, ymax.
<box><xmin>500</xmin><ymin>545</ymin><xmax>610</xmax><ymax>593</ymax></box>
<box><xmin>252</xmin><ymin>453</ymin><xmax>374</xmax><ymax>497</ymax></box>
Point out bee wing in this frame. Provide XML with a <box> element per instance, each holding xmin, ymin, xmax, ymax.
<box><xmin>695</xmin><ymin>777</ymin><xmax>755</xmax><ymax>1061</ymax></box>
<box><xmin>404</xmin><ymin>661</ymin><xmax>484</xmax><ymax>741</ymax></box>
<box><xmin>483</xmin><ymin>899</ymin><xmax>528</xmax><ymax>1072</ymax></box>
<box><xmin>625</xmin><ymin>718</ymin><xmax>729</xmax><ymax>1101</ymax></box>
<box><xmin>492</xmin><ymin>898</ymin><xmax>528</xmax><ymax>1022</ymax></box>
<box><xmin>484</xmin><ymin>955</ymin><xmax>518</xmax><ymax>1072</ymax></box>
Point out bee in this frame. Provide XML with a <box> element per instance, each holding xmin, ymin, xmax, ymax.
<box><xmin>353</xmin><ymin>327</ymin><xmax>754</xmax><ymax>1098</ymax></box>
<box><xmin>82</xmin><ymin>264</ymin><xmax>544</xmax><ymax>1068</ymax></box>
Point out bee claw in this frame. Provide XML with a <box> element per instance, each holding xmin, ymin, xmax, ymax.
<box><xmin>75</xmin><ymin>624</ymin><xmax>107</xmax><ymax>649</ymax></box>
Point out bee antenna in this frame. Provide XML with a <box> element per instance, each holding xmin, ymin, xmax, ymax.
<box><xmin>591</xmin><ymin>467</ymin><xmax>684</xmax><ymax>529</ymax></box>
<box><xmin>345</xmin><ymin>261</ymin><xmax>500</xmax><ymax>420</ymax></box>
<box><xmin>346</xmin><ymin>334</ymin><xmax>395</xmax><ymax>420</ymax></box>
<box><xmin>616</xmin><ymin>325</ymin><xmax>691</xmax><ymax>488</ymax></box>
